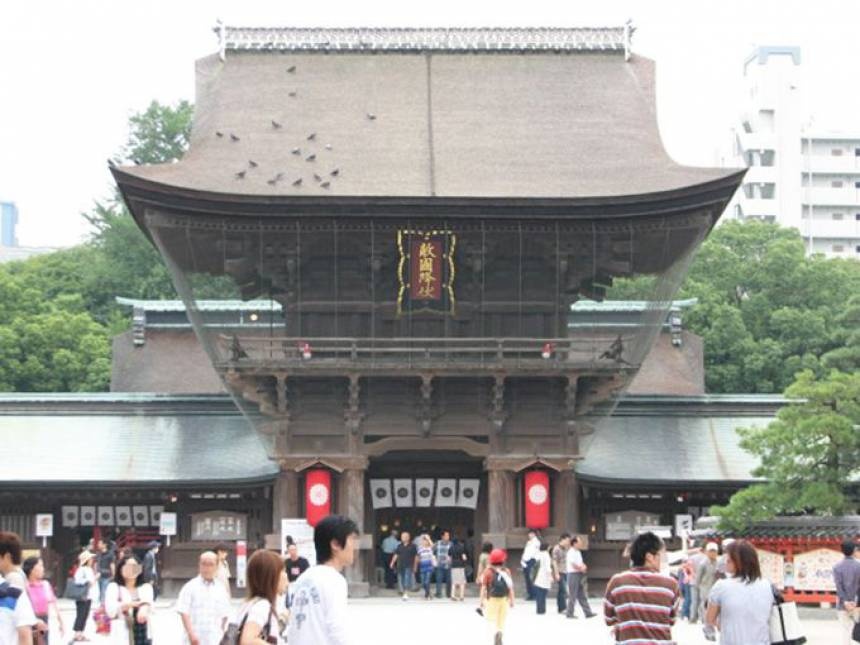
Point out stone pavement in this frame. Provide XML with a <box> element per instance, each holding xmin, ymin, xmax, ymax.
<box><xmin>50</xmin><ymin>597</ymin><xmax>840</xmax><ymax>644</ymax></box>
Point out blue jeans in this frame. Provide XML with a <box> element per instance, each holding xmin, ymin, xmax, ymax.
<box><xmin>434</xmin><ymin>566</ymin><xmax>450</xmax><ymax>597</ymax></box>
<box><xmin>420</xmin><ymin>569</ymin><xmax>433</xmax><ymax>597</ymax></box>
<box><xmin>98</xmin><ymin>576</ymin><xmax>110</xmax><ymax>604</ymax></box>
<box><xmin>556</xmin><ymin>573</ymin><xmax>568</xmax><ymax>612</ymax></box>
<box><xmin>535</xmin><ymin>586</ymin><xmax>548</xmax><ymax>614</ymax></box>
<box><xmin>398</xmin><ymin>569</ymin><xmax>414</xmax><ymax>593</ymax></box>
<box><xmin>522</xmin><ymin>560</ymin><xmax>536</xmax><ymax>600</ymax></box>
<box><xmin>680</xmin><ymin>582</ymin><xmax>692</xmax><ymax>618</ymax></box>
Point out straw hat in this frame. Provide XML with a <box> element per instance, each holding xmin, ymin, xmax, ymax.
<box><xmin>78</xmin><ymin>550</ymin><xmax>95</xmax><ymax>566</ymax></box>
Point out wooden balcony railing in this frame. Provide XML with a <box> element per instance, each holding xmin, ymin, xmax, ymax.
<box><xmin>215</xmin><ymin>334</ymin><xmax>640</xmax><ymax>373</ymax></box>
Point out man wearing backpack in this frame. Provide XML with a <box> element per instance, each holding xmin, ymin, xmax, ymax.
<box><xmin>479</xmin><ymin>548</ymin><xmax>515</xmax><ymax>645</ymax></box>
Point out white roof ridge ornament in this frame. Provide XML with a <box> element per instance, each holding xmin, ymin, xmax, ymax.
<box><xmin>211</xmin><ymin>25</ymin><xmax>633</xmax><ymax>54</ymax></box>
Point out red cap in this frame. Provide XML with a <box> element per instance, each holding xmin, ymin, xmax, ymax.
<box><xmin>489</xmin><ymin>548</ymin><xmax>507</xmax><ymax>565</ymax></box>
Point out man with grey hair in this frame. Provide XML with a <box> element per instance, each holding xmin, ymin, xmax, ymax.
<box><xmin>176</xmin><ymin>551</ymin><xmax>232</xmax><ymax>645</ymax></box>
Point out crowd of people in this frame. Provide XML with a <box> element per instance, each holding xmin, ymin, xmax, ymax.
<box><xmin>1</xmin><ymin>525</ymin><xmax>858</xmax><ymax>644</ymax></box>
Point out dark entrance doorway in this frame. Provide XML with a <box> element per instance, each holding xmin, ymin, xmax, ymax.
<box><xmin>366</xmin><ymin>450</ymin><xmax>487</xmax><ymax>586</ymax></box>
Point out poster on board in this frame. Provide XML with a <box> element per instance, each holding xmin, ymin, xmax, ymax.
<box><xmin>281</xmin><ymin>518</ymin><xmax>317</xmax><ymax>566</ymax></box>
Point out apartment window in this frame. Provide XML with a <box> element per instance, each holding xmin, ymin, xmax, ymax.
<box><xmin>856</xmin><ymin>181</ymin><xmax>860</xmax><ymax>189</ymax></box>
<box><xmin>856</xmin><ymin>214</ymin><xmax>860</xmax><ymax>221</ymax></box>
<box><xmin>833</xmin><ymin>213</ymin><xmax>844</xmax><ymax>220</ymax></box>
<box><xmin>832</xmin><ymin>180</ymin><xmax>844</xmax><ymax>188</ymax></box>
<box><xmin>855</xmin><ymin>148</ymin><xmax>860</xmax><ymax>156</ymax></box>
<box><xmin>856</xmin><ymin>245</ymin><xmax>860</xmax><ymax>254</ymax></box>
<box><xmin>832</xmin><ymin>148</ymin><xmax>844</xmax><ymax>156</ymax></box>
<box><xmin>832</xmin><ymin>245</ymin><xmax>844</xmax><ymax>253</ymax></box>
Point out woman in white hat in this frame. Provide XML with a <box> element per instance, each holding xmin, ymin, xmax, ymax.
<box><xmin>72</xmin><ymin>551</ymin><xmax>98</xmax><ymax>641</ymax></box>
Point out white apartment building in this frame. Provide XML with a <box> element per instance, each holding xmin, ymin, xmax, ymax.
<box><xmin>733</xmin><ymin>46</ymin><xmax>860</xmax><ymax>259</ymax></box>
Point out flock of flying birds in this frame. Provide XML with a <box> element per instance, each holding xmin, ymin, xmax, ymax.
<box><xmin>213</xmin><ymin>63</ymin><xmax>377</xmax><ymax>190</ymax></box>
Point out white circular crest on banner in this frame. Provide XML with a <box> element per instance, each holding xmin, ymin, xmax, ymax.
<box><xmin>309</xmin><ymin>483</ymin><xmax>329</xmax><ymax>506</ymax></box>
<box><xmin>528</xmin><ymin>483</ymin><xmax>548</xmax><ymax>505</ymax></box>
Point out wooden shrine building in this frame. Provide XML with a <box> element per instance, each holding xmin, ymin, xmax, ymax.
<box><xmin>109</xmin><ymin>25</ymin><xmax>747</xmax><ymax>593</ymax></box>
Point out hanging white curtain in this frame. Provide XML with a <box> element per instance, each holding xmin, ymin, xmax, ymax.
<box><xmin>393</xmin><ymin>479</ymin><xmax>414</xmax><ymax>507</ymax></box>
<box><xmin>370</xmin><ymin>479</ymin><xmax>393</xmax><ymax>509</ymax></box>
<box><xmin>457</xmin><ymin>479</ymin><xmax>480</xmax><ymax>509</ymax></box>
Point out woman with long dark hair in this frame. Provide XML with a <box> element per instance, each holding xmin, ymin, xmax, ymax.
<box><xmin>23</xmin><ymin>556</ymin><xmax>65</xmax><ymax>644</ymax></box>
<box><xmin>104</xmin><ymin>554</ymin><xmax>154</xmax><ymax>645</ymax></box>
<box><xmin>705</xmin><ymin>540</ymin><xmax>775</xmax><ymax>645</ymax></box>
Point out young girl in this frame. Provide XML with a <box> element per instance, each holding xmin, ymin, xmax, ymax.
<box><xmin>532</xmin><ymin>542</ymin><xmax>553</xmax><ymax>615</ymax></box>
<box><xmin>479</xmin><ymin>548</ymin><xmax>514</xmax><ymax>645</ymax></box>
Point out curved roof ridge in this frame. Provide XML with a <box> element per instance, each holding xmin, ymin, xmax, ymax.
<box><xmin>216</xmin><ymin>24</ymin><xmax>633</xmax><ymax>53</ymax></box>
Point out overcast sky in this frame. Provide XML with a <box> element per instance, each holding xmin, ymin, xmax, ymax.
<box><xmin>1</xmin><ymin>0</ymin><xmax>858</xmax><ymax>247</ymax></box>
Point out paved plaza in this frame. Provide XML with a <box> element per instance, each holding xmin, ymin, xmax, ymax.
<box><xmin>49</xmin><ymin>596</ymin><xmax>840</xmax><ymax>644</ymax></box>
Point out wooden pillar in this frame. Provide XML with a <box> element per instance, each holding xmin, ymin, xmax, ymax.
<box><xmin>337</xmin><ymin>468</ymin><xmax>365</xmax><ymax>533</ymax></box>
<box><xmin>554</xmin><ymin>469</ymin><xmax>581</xmax><ymax>533</ymax></box>
<box><xmin>272</xmin><ymin>468</ymin><xmax>299</xmax><ymax>533</ymax></box>
<box><xmin>337</xmin><ymin>464</ymin><xmax>370</xmax><ymax>595</ymax></box>
<box><xmin>486</xmin><ymin>468</ymin><xmax>516</xmax><ymax>536</ymax></box>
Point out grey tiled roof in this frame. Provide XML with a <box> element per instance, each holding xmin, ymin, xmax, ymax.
<box><xmin>0</xmin><ymin>414</ymin><xmax>277</xmax><ymax>484</ymax></box>
<box><xmin>116</xmin><ymin>297</ymin><xmax>281</xmax><ymax>312</ymax></box>
<box><xmin>702</xmin><ymin>516</ymin><xmax>860</xmax><ymax>538</ymax></box>
<box><xmin>576</xmin><ymin>415</ymin><xmax>772</xmax><ymax>484</ymax></box>
<box><xmin>217</xmin><ymin>26</ymin><xmax>631</xmax><ymax>53</ymax></box>
<box><xmin>570</xmin><ymin>299</ymin><xmax>698</xmax><ymax>313</ymax></box>
<box><xmin>116</xmin><ymin>33</ymin><xmax>740</xmax><ymax>199</ymax></box>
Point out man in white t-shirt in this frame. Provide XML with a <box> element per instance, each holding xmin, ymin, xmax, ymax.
<box><xmin>565</xmin><ymin>536</ymin><xmax>596</xmax><ymax>619</ymax></box>
<box><xmin>0</xmin><ymin>531</ymin><xmax>36</xmax><ymax>645</ymax></box>
<box><xmin>287</xmin><ymin>515</ymin><xmax>360</xmax><ymax>645</ymax></box>
<box><xmin>176</xmin><ymin>551</ymin><xmax>231</xmax><ymax>645</ymax></box>
<box><xmin>520</xmin><ymin>530</ymin><xmax>540</xmax><ymax>601</ymax></box>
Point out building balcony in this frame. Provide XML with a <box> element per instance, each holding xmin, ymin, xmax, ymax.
<box><xmin>804</xmin><ymin>157</ymin><xmax>860</xmax><ymax>175</ymax></box>
<box><xmin>743</xmin><ymin>166</ymin><xmax>777</xmax><ymax>184</ymax></box>
<box><xmin>739</xmin><ymin>197</ymin><xmax>778</xmax><ymax>219</ymax></box>
<box><xmin>805</xmin><ymin>188</ymin><xmax>860</xmax><ymax>207</ymax></box>
<box><xmin>805</xmin><ymin>220</ymin><xmax>860</xmax><ymax>240</ymax></box>
<box><xmin>214</xmin><ymin>334</ymin><xmax>641</xmax><ymax>376</ymax></box>
<box><xmin>737</xmin><ymin>130</ymin><xmax>775</xmax><ymax>153</ymax></box>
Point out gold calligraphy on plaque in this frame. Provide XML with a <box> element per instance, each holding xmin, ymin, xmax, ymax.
<box><xmin>396</xmin><ymin>230</ymin><xmax>456</xmax><ymax>316</ymax></box>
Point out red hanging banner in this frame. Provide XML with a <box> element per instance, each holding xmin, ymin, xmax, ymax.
<box><xmin>305</xmin><ymin>469</ymin><xmax>331</xmax><ymax>527</ymax></box>
<box><xmin>524</xmin><ymin>470</ymin><xmax>550</xmax><ymax>530</ymax></box>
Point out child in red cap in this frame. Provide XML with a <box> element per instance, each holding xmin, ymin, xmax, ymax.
<box><xmin>479</xmin><ymin>548</ymin><xmax>515</xmax><ymax>645</ymax></box>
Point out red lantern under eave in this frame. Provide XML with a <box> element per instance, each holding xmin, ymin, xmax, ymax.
<box><xmin>305</xmin><ymin>469</ymin><xmax>331</xmax><ymax>527</ymax></box>
<box><xmin>524</xmin><ymin>470</ymin><xmax>551</xmax><ymax>530</ymax></box>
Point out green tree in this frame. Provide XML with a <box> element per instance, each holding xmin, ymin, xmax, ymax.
<box><xmin>822</xmin><ymin>295</ymin><xmax>860</xmax><ymax>372</ymax></box>
<box><xmin>713</xmin><ymin>369</ymin><xmax>860</xmax><ymax>530</ymax></box>
<box><xmin>0</xmin><ymin>100</ymin><xmax>196</xmax><ymax>392</ymax></box>
<box><xmin>118</xmin><ymin>99</ymin><xmax>194</xmax><ymax>165</ymax></box>
<box><xmin>675</xmin><ymin>220</ymin><xmax>860</xmax><ymax>393</ymax></box>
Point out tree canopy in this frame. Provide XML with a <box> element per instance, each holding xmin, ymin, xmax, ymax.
<box><xmin>712</xmin><ymin>369</ymin><xmax>860</xmax><ymax>530</ymax></box>
<box><xmin>0</xmin><ymin>100</ymin><xmax>192</xmax><ymax>391</ymax></box>
<box><xmin>610</xmin><ymin>219</ymin><xmax>860</xmax><ymax>393</ymax></box>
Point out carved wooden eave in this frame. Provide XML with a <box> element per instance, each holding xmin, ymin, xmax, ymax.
<box><xmin>364</xmin><ymin>436</ymin><xmax>489</xmax><ymax>458</ymax></box>
<box><xmin>277</xmin><ymin>455</ymin><xmax>369</xmax><ymax>473</ymax></box>
<box><xmin>484</xmin><ymin>455</ymin><xmax>580</xmax><ymax>472</ymax></box>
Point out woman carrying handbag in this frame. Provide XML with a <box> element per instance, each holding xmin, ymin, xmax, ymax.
<box><xmin>705</xmin><ymin>540</ymin><xmax>806</xmax><ymax>645</ymax></box>
<box><xmin>105</xmin><ymin>555</ymin><xmax>154</xmax><ymax>645</ymax></box>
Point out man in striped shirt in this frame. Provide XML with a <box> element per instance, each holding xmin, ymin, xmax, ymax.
<box><xmin>604</xmin><ymin>532</ymin><xmax>680</xmax><ymax>645</ymax></box>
